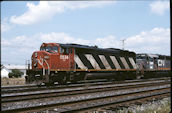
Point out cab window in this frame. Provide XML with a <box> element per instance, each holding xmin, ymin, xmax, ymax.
<box><xmin>149</xmin><ymin>58</ymin><xmax>154</xmax><ymax>62</ymax></box>
<box><xmin>65</xmin><ymin>48</ymin><xmax>69</xmax><ymax>54</ymax></box>
<box><xmin>52</xmin><ymin>46</ymin><xmax>58</xmax><ymax>53</ymax></box>
<box><xmin>45</xmin><ymin>46</ymin><xmax>51</xmax><ymax>51</ymax></box>
<box><xmin>40</xmin><ymin>46</ymin><xmax>59</xmax><ymax>53</ymax></box>
<box><xmin>60</xmin><ymin>47</ymin><xmax>64</xmax><ymax>53</ymax></box>
<box><xmin>40</xmin><ymin>46</ymin><xmax>51</xmax><ymax>51</ymax></box>
<box><xmin>60</xmin><ymin>47</ymin><xmax>69</xmax><ymax>54</ymax></box>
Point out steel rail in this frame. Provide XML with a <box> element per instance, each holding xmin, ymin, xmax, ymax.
<box><xmin>77</xmin><ymin>93</ymin><xmax>170</xmax><ymax>113</ymax></box>
<box><xmin>2</xmin><ymin>77</ymin><xmax>170</xmax><ymax>94</ymax></box>
<box><xmin>63</xmin><ymin>89</ymin><xmax>170</xmax><ymax>113</ymax></box>
<box><xmin>2</xmin><ymin>77</ymin><xmax>169</xmax><ymax>89</ymax></box>
<box><xmin>1</xmin><ymin>81</ymin><xmax>170</xmax><ymax>103</ymax></box>
<box><xmin>2</xmin><ymin>88</ymin><xmax>170</xmax><ymax>112</ymax></box>
<box><xmin>1</xmin><ymin>82</ymin><xmax>170</xmax><ymax>112</ymax></box>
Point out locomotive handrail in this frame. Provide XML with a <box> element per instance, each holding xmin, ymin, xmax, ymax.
<box><xmin>50</xmin><ymin>69</ymin><xmax>137</xmax><ymax>72</ymax></box>
<box><xmin>37</xmin><ymin>57</ymin><xmax>45</xmax><ymax>75</ymax></box>
<box><xmin>44</xmin><ymin>59</ymin><xmax>50</xmax><ymax>75</ymax></box>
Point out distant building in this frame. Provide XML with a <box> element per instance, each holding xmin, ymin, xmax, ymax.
<box><xmin>1</xmin><ymin>65</ymin><xmax>11</xmax><ymax>78</ymax></box>
<box><xmin>1</xmin><ymin>64</ymin><xmax>27</xmax><ymax>78</ymax></box>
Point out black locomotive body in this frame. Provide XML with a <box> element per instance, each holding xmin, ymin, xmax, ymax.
<box><xmin>72</xmin><ymin>44</ymin><xmax>137</xmax><ymax>81</ymax></box>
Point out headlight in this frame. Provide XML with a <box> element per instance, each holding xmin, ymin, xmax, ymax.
<box><xmin>35</xmin><ymin>52</ymin><xmax>37</xmax><ymax>58</ymax></box>
<box><xmin>44</xmin><ymin>56</ymin><xmax>49</xmax><ymax>59</ymax></box>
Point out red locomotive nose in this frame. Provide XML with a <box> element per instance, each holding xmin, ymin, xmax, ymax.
<box><xmin>31</xmin><ymin>51</ymin><xmax>51</xmax><ymax>70</ymax></box>
<box><xmin>32</xmin><ymin>52</ymin><xmax>38</xmax><ymax>69</ymax></box>
<box><xmin>32</xmin><ymin>52</ymin><xmax>38</xmax><ymax>68</ymax></box>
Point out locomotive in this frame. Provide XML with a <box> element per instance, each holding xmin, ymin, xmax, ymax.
<box><xmin>25</xmin><ymin>43</ymin><xmax>170</xmax><ymax>85</ymax></box>
<box><xmin>136</xmin><ymin>53</ymin><xmax>171</xmax><ymax>78</ymax></box>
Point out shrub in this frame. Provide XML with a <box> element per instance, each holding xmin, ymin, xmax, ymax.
<box><xmin>8</xmin><ymin>69</ymin><xmax>24</xmax><ymax>78</ymax></box>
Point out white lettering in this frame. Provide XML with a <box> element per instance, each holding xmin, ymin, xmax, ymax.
<box><xmin>60</xmin><ymin>55</ymin><xmax>69</xmax><ymax>61</ymax></box>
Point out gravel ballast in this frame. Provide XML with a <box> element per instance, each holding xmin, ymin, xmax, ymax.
<box><xmin>2</xmin><ymin>84</ymin><xmax>170</xmax><ymax>111</ymax></box>
<box><xmin>99</xmin><ymin>97</ymin><xmax>171</xmax><ymax>113</ymax></box>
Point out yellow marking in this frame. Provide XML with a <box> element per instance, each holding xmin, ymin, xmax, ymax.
<box><xmin>144</xmin><ymin>68</ymin><xmax>171</xmax><ymax>71</ymax></box>
<box><xmin>158</xmin><ymin>68</ymin><xmax>171</xmax><ymax>70</ymax></box>
<box><xmin>50</xmin><ymin>69</ymin><xmax>137</xmax><ymax>72</ymax></box>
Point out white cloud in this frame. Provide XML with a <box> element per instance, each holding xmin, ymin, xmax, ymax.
<box><xmin>4</xmin><ymin>64</ymin><xmax>26</xmax><ymax>69</ymax></box>
<box><xmin>126</xmin><ymin>27</ymin><xmax>170</xmax><ymax>54</ymax></box>
<box><xmin>10</xmin><ymin>1</ymin><xmax>115</xmax><ymax>25</ymax></box>
<box><xmin>1</xmin><ymin>23</ymin><xmax>11</xmax><ymax>32</ymax></box>
<box><xmin>1</xmin><ymin>18</ymin><xmax>12</xmax><ymax>32</ymax></box>
<box><xmin>150</xmin><ymin>0</ymin><xmax>169</xmax><ymax>15</ymax></box>
<box><xmin>1</xmin><ymin>27</ymin><xmax>170</xmax><ymax>65</ymax></box>
<box><xmin>1</xmin><ymin>38</ymin><xmax>11</xmax><ymax>46</ymax></box>
<box><xmin>95</xmin><ymin>35</ymin><xmax>121</xmax><ymax>48</ymax></box>
<box><xmin>39</xmin><ymin>32</ymin><xmax>91</xmax><ymax>45</ymax></box>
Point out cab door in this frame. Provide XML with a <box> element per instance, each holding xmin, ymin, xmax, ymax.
<box><xmin>69</xmin><ymin>48</ymin><xmax>75</xmax><ymax>69</ymax></box>
<box><xmin>149</xmin><ymin>57</ymin><xmax>154</xmax><ymax>69</ymax></box>
<box><xmin>59</xmin><ymin>47</ymin><xmax>69</xmax><ymax>69</ymax></box>
<box><xmin>59</xmin><ymin>47</ymin><xmax>75</xmax><ymax>70</ymax></box>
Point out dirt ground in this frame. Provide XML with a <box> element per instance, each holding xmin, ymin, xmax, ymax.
<box><xmin>1</xmin><ymin>77</ymin><xmax>25</xmax><ymax>86</ymax></box>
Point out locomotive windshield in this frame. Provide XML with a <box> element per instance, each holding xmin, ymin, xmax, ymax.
<box><xmin>52</xmin><ymin>46</ymin><xmax>58</xmax><ymax>52</ymax></box>
<box><xmin>136</xmin><ymin>56</ymin><xmax>146</xmax><ymax>60</ymax></box>
<box><xmin>40</xmin><ymin>46</ymin><xmax>58</xmax><ymax>53</ymax></box>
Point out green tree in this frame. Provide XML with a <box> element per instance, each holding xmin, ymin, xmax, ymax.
<box><xmin>8</xmin><ymin>69</ymin><xmax>24</xmax><ymax>78</ymax></box>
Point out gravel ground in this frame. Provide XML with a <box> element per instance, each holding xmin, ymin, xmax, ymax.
<box><xmin>100</xmin><ymin>97</ymin><xmax>171</xmax><ymax>113</ymax></box>
<box><xmin>2</xmin><ymin>84</ymin><xmax>170</xmax><ymax>111</ymax></box>
<box><xmin>1</xmin><ymin>77</ymin><xmax>25</xmax><ymax>86</ymax></box>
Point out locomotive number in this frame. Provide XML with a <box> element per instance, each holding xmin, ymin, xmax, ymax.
<box><xmin>60</xmin><ymin>55</ymin><xmax>69</xmax><ymax>61</ymax></box>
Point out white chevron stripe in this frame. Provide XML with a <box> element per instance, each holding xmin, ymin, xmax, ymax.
<box><xmin>74</xmin><ymin>54</ymin><xmax>87</xmax><ymax>69</ymax></box>
<box><xmin>110</xmin><ymin>56</ymin><xmax>121</xmax><ymax>69</ymax></box>
<box><xmin>120</xmin><ymin>57</ymin><xmax>130</xmax><ymax>69</ymax></box>
<box><xmin>85</xmin><ymin>54</ymin><xmax>101</xmax><ymax>69</ymax></box>
<box><xmin>129</xmin><ymin>57</ymin><xmax>137</xmax><ymax>69</ymax></box>
<box><xmin>99</xmin><ymin>55</ymin><xmax>111</xmax><ymax>69</ymax></box>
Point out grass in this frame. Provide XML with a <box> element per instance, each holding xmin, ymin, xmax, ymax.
<box><xmin>1</xmin><ymin>77</ymin><xmax>25</xmax><ymax>86</ymax></box>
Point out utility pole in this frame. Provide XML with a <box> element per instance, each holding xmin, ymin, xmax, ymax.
<box><xmin>26</xmin><ymin>60</ymin><xmax>30</xmax><ymax>69</ymax></box>
<box><xmin>28</xmin><ymin>60</ymin><xmax>30</xmax><ymax>70</ymax></box>
<box><xmin>25</xmin><ymin>60</ymin><xmax>27</xmax><ymax>69</ymax></box>
<box><xmin>121</xmin><ymin>39</ymin><xmax>126</xmax><ymax>50</ymax></box>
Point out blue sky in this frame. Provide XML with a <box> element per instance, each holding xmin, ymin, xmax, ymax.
<box><xmin>1</xmin><ymin>1</ymin><xmax>170</xmax><ymax>65</ymax></box>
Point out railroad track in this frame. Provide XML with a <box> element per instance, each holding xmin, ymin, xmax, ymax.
<box><xmin>1</xmin><ymin>77</ymin><xmax>170</xmax><ymax>113</ymax></box>
<box><xmin>2</xmin><ymin>77</ymin><xmax>170</xmax><ymax>94</ymax></box>
<box><xmin>1</xmin><ymin>79</ymin><xmax>170</xmax><ymax>103</ymax></box>
<box><xmin>74</xmin><ymin>90</ymin><xmax>170</xmax><ymax>113</ymax></box>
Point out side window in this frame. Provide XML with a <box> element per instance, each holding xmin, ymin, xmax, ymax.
<box><xmin>60</xmin><ymin>47</ymin><xmax>64</xmax><ymax>53</ymax></box>
<box><xmin>65</xmin><ymin>48</ymin><xmax>69</xmax><ymax>54</ymax></box>
<box><xmin>70</xmin><ymin>48</ymin><xmax>73</xmax><ymax>53</ymax></box>
<box><xmin>60</xmin><ymin>47</ymin><xmax>69</xmax><ymax>54</ymax></box>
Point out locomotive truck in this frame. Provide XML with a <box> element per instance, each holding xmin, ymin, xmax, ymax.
<box><xmin>25</xmin><ymin>43</ymin><xmax>170</xmax><ymax>85</ymax></box>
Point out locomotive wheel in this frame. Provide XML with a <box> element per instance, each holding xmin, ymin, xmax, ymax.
<box><xmin>25</xmin><ymin>76</ymin><xmax>29</xmax><ymax>84</ymax></box>
<box><xmin>59</xmin><ymin>76</ymin><xmax>67</xmax><ymax>85</ymax></box>
<box><xmin>71</xmin><ymin>79</ymin><xmax>77</xmax><ymax>84</ymax></box>
<box><xmin>45</xmin><ymin>82</ymin><xmax>54</xmax><ymax>86</ymax></box>
<box><xmin>36</xmin><ymin>80</ymin><xmax>43</xmax><ymax>86</ymax></box>
<box><xmin>70</xmin><ymin>74</ymin><xmax>77</xmax><ymax>83</ymax></box>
